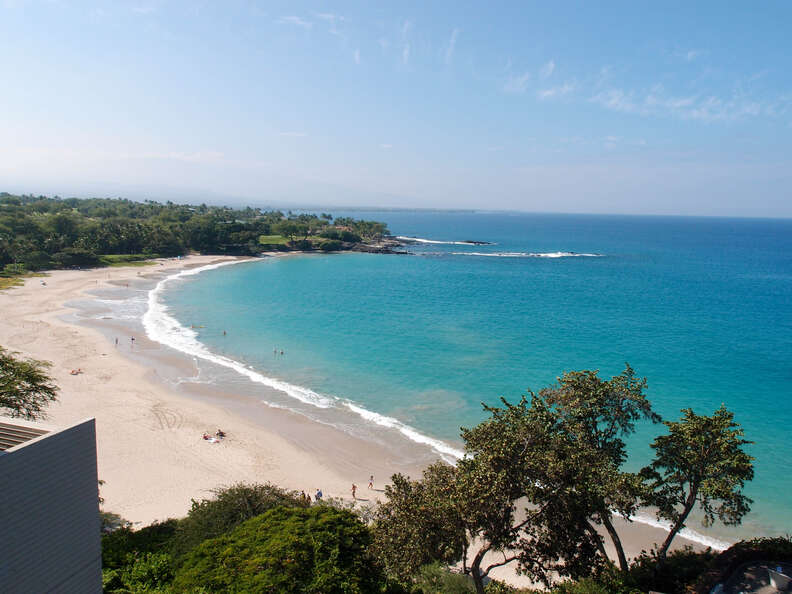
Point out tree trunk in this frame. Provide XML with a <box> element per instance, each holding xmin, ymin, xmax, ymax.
<box><xmin>470</xmin><ymin>548</ymin><xmax>488</xmax><ymax>594</ymax></box>
<box><xmin>657</xmin><ymin>485</ymin><xmax>698</xmax><ymax>561</ymax></box>
<box><xmin>601</xmin><ymin>512</ymin><xmax>629</xmax><ymax>572</ymax></box>
<box><xmin>585</xmin><ymin>521</ymin><xmax>609</xmax><ymax>562</ymax></box>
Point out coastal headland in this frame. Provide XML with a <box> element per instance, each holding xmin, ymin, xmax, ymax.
<box><xmin>0</xmin><ymin>254</ymin><xmax>710</xmax><ymax>587</ymax></box>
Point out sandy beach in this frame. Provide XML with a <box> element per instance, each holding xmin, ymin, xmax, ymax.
<box><xmin>0</xmin><ymin>254</ymin><xmax>710</xmax><ymax>587</ymax></box>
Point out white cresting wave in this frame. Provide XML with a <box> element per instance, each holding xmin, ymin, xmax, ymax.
<box><xmin>397</xmin><ymin>235</ymin><xmax>490</xmax><ymax>245</ymax></box>
<box><xmin>142</xmin><ymin>259</ymin><xmax>464</xmax><ymax>463</ymax></box>
<box><xmin>141</xmin><ymin>258</ymin><xmax>728</xmax><ymax>550</ymax></box>
<box><xmin>630</xmin><ymin>511</ymin><xmax>730</xmax><ymax>551</ymax></box>
<box><xmin>451</xmin><ymin>251</ymin><xmax>603</xmax><ymax>258</ymax></box>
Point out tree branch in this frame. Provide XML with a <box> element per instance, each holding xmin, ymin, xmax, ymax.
<box><xmin>484</xmin><ymin>553</ymin><xmax>520</xmax><ymax>575</ymax></box>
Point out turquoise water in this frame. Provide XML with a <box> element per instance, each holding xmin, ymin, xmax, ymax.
<box><xmin>162</xmin><ymin>212</ymin><xmax>792</xmax><ymax>540</ymax></box>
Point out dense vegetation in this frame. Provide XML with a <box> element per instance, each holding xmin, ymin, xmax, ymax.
<box><xmin>0</xmin><ymin>192</ymin><xmax>389</xmax><ymax>276</ymax></box>
<box><xmin>97</xmin><ymin>366</ymin><xmax>764</xmax><ymax>594</ymax></box>
<box><xmin>0</xmin><ymin>346</ymin><xmax>58</xmax><ymax>420</ymax></box>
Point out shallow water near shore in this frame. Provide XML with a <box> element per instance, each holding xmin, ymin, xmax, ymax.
<box><xmin>134</xmin><ymin>212</ymin><xmax>790</xmax><ymax>544</ymax></box>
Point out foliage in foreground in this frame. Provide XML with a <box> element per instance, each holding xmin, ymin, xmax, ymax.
<box><xmin>0</xmin><ymin>346</ymin><xmax>58</xmax><ymax>419</ymax></box>
<box><xmin>373</xmin><ymin>365</ymin><xmax>754</xmax><ymax>594</ymax></box>
<box><xmin>172</xmin><ymin>506</ymin><xmax>393</xmax><ymax>593</ymax></box>
<box><xmin>167</xmin><ymin>482</ymin><xmax>307</xmax><ymax>561</ymax></box>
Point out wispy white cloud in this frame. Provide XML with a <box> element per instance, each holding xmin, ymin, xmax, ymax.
<box><xmin>131</xmin><ymin>4</ymin><xmax>157</xmax><ymax>15</ymax></box>
<box><xmin>277</xmin><ymin>16</ymin><xmax>311</xmax><ymax>29</ymax></box>
<box><xmin>674</xmin><ymin>48</ymin><xmax>704</xmax><ymax>62</ymax></box>
<box><xmin>537</xmin><ymin>81</ymin><xmax>575</xmax><ymax>100</ymax></box>
<box><xmin>401</xmin><ymin>20</ymin><xmax>412</xmax><ymax>65</ymax></box>
<box><xmin>354</xmin><ymin>49</ymin><xmax>360</xmax><ymax>64</ymax></box>
<box><xmin>590</xmin><ymin>83</ymin><xmax>774</xmax><ymax>122</ymax></box>
<box><xmin>279</xmin><ymin>131</ymin><xmax>308</xmax><ymax>137</ymax></box>
<box><xmin>444</xmin><ymin>28</ymin><xmax>461</xmax><ymax>64</ymax></box>
<box><xmin>540</xmin><ymin>60</ymin><xmax>555</xmax><ymax>79</ymax></box>
<box><xmin>378</xmin><ymin>37</ymin><xmax>389</xmax><ymax>50</ymax></box>
<box><xmin>313</xmin><ymin>12</ymin><xmax>345</xmax><ymax>37</ymax></box>
<box><xmin>380</xmin><ymin>143</ymin><xmax>393</xmax><ymax>149</ymax></box>
<box><xmin>503</xmin><ymin>71</ymin><xmax>531</xmax><ymax>94</ymax></box>
<box><xmin>139</xmin><ymin>151</ymin><xmax>225</xmax><ymax>163</ymax></box>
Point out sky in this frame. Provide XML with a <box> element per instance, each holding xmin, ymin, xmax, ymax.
<box><xmin>1</xmin><ymin>1</ymin><xmax>791</xmax><ymax>217</ymax></box>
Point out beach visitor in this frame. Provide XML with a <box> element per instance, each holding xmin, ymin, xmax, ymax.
<box><xmin>368</xmin><ymin>475</ymin><xmax>374</xmax><ymax>489</ymax></box>
<box><xmin>115</xmin><ymin>337</ymin><xmax>118</xmax><ymax>346</ymax></box>
<box><xmin>215</xmin><ymin>429</ymin><xmax>225</xmax><ymax>438</ymax></box>
<box><xmin>351</xmin><ymin>484</ymin><xmax>357</xmax><ymax>499</ymax></box>
<box><xmin>315</xmin><ymin>489</ymin><xmax>322</xmax><ymax>502</ymax></box>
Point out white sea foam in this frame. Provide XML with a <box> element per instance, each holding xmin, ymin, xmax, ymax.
<box><xmin>451</xmin><ymin>251</ymin><xmax>603</xmax><ymax>258</ymax></box>
<box><xmin>630</xmin><ymin>511</ymin><xmax>731</xmax><ymax>551</ymax></box>
<box><xmin>142</xmin><ymin>259</ymin><xmax>463</xmax><ymax>461</ymax></box>
<box><xmin>342</xmin><ymin>401</ymin><xmax>464</xmax><ymax>463</ymax></box>
<box><xmin>397</xmin><ymin>236</ymin><xmax>488</xmax><ymax>245</ymax></box>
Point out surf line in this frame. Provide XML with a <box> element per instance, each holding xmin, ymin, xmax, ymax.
<box><xmin>141</xmin><ymin>257</ymin><xmax>464</xmax><ymax>463</ymax></box>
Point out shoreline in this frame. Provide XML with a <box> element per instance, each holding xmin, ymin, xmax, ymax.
<box><xmin>0</xmin><ymin>254</ymin><xmax>723</xmax><ymax>586</ymax></box>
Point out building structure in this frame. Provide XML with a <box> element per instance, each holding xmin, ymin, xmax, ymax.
<box><xmin>0</xmin><ymin>417</ymin><xmax>101</xmax><ymax>593</ymax></box>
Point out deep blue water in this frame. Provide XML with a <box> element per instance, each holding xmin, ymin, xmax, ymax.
<box><xmin>163</xmin><ymin>211</ymin><xmax>792</xmax><ymax>540</ymax></box>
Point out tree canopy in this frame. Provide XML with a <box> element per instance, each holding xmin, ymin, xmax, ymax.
<box><xmin>0</xmin><ymin>346</ymin><xmax>58</xmax><ymax>419</ymax></box>
<box><xmin>373</xmin><ymin>366</ymin><xmax>754</xmax><ymax>593</ymax></box>
<box><xmin>0</xmin><ymin>193</ymin><xmax>390</xmax><ymax>274</ymax></box>
<box><xmin>641</xmin><ymin>405</ymin><xmax>754</xmax><ymax>560</ymax></box>
<box><xmin>172</xmin><ymin>506</ymin><xmax>393</xmax><ymax>593</ymax></box>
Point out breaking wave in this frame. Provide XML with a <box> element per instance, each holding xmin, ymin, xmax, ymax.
<box><xmin>450</xmin><ymin>251</ymin><xmax>603</xmax><ymax>258</ymax></box>
<box><xmin>142</xmin><ymin>259</ymin><xmax>463</xmax><ymax>462</ymax></box>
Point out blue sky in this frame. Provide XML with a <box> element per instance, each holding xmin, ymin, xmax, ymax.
<box><xmin>1</xmin><ymin>1</ymin><xmax>790</xmax><ymax>216</ymax></box>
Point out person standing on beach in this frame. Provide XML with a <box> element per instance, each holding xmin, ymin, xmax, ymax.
<box><xmin>315</xmin><ymin>489</ymin><xmax>322</xmax><ymax>502</ymax></box>
<box><xmin>351</xmin><ymin>484</ymin><xmax>357</xmax><ymax>500</ymax></box>
<box><xmin>368</xmin><ymin>475</ymin><xmax>374</xmax><ymax>489</ymax></box>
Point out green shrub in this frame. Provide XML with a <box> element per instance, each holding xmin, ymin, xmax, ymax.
<box><xmin>52</xmin><ymin>247</ymin><xmax>100</xmax><ymax>268</ymax></box>
<box><xmin>122</xmin><ymin>552</ymin><xmax>174</xmax><ymax>591</ymax></box>
<box><xmin>168</xmin><ymin>482</ymin><xmax>306</xmax><ymax>561</ymax></box>
<box><xmin>102</xmin><ymin>519</ymin><xmax>179</xmax><ymax>570</ymax></box>
<box><xmin>320</xmin><ymin>239</ymin><xmax>343</xmax><ymax>252</ymax></box>
<box><xmin>172</xmin><ymin>506</ymin><xmax>390</xmax><ymax>593</ymax></box>
<box><xmin>628</xmin><ymin>546</ymin><xmax>716</xmax><ymax>594</ymax></box>
<box><xmin>412</xmin><ymin>562</ymin><xmax>476</xmax><ymax>593</ymax></box>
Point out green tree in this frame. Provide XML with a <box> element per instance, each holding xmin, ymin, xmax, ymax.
<box><xmin>374</xmin><ymin>366</ymin><xmax>660</xmax><ymax>592</ymax></box>
<box><xmin>641</xmin><ymin>405</ymin><xmax>754</xmax><ymax>560</ymax></box>
<box><xmin>0</xmin><ymin>346</ymin><xmax>58</xmax><ymax>419</ymax></box>
<box><xmin>168</xmin><ymin>482</ymin><xmax>306</xmax><ymax>560</ymax></box>
<box><xmin>536</xmin><ymin>365</ymin><xmax>659</xmax><ymax>572</ymax></box>
<box><xmin>172</xmin><ymin>506</ymin><xmax>393</xmax><ymax>593</ymax></box>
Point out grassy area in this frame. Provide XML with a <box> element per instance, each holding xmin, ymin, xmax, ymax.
<box><xmin>99</xmin><ymin>254</ymin><xmax>157</xmax><ymax>267</ymax></box>
<box><xmin>0</xmin><ymin>276</ymin><xmax>24</xmax><ymax>290</ymax></box>
<box><xmin>258</xmin><ymin>234</ymin><xmax>290</xmax><ymax>246</ymax></box>
<box><xmin>0</xmin><ymin>271</ymin><xmax>46</xmax><ymax>291</ymax></box>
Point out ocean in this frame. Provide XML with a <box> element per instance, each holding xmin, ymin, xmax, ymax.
<box><xmin>146</xmin><ymin>211</ymin><xmax>792</xmax><ymax>545</ymax></box>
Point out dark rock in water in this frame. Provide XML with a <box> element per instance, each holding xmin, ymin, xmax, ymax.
<box><xmin>460</xmin><ymin>240</ymin><xmax>493</xmax><ymax>245</ymax></box>
<box><xmin>352</xmin><ymin>239</ymin><xmax>411</xmax><ymax>255</ymax></box>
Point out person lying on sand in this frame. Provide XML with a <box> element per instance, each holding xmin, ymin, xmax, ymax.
<box><xmin>215</xmin><ymin>429</ymin><xmax>226</xmax><ymax>438</ymax></box>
